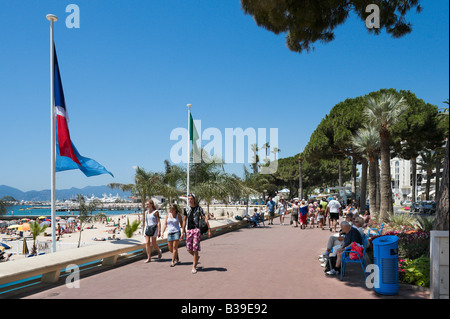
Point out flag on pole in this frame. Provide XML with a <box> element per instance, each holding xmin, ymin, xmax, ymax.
<box><xmin>53</xmin><ymin>46</ymin><xmax>113</xmax><ymax>177</ymax></box>
<box><xmin>189</xmin><ymin>113</ymin><xmax>201</xmax><ymax>162</ymax></box>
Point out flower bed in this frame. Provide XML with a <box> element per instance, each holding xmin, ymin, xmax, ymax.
<box><xmin>367</xmin><ymin>229</ymin><xmax>431</xmax><ymax>287</ymax></box>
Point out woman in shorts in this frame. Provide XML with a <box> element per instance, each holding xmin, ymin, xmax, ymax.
<box><xmin>144</xmin><ymin>200</ymin><xmax>162</xmax><ymax>263</ymax></box>
<box><xmin>162</xmin><ymin>204</ymin><xmax>183</xmax><ymax>267</ymax></box>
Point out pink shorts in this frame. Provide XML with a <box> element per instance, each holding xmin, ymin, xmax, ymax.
<box><xmin>186</xmin><ymin>228</ymin><xmax>201</xmax><ymax>252</ymax></box>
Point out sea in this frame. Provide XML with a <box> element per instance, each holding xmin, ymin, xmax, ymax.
<box><xmin>3</xmin><ymin>205</ymin><xmax>141</xmax><ymax>218</ymax></box>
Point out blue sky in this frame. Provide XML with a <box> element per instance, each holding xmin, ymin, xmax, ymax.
<box><xmin>0</xmin><ymin>0</ymin><xmax>448</xmax><ymax>192</ymax></box>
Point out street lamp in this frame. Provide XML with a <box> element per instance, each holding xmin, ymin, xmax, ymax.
<box><xmin>298</xmin><ymin>152</ymin><xmax>303</xmax><ymax>200</ymax></box>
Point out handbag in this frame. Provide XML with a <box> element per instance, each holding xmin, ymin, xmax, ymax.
<box><xmin>198</xmin><ymin>215</ymin><xmax>209</xmax><ymax>235</ymax></box>
<box><xmin>145</xmin><ymin>224</ymin><xmax>157</xmax><ymax>237</ymax></box>
<box><xmin>188</xmin><ymin>206</ymin><xmax>209</xmax><ymax>234</ymax></box>
<box><xmin>349</xmin><ymin>242</ymin><xmax>364</xmax><ymax>260</ymax></box>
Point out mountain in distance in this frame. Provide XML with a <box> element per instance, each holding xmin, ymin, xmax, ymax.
<box><xmin>0</xmin><ymin>185</ymin><xmax>132</xmax><ymax>202</ymax></box>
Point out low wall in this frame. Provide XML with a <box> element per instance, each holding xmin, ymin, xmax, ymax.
<box><xmin>0</xmin><ymin>218</ymin><xmax>250</xmax><ymax>298</ymax></box>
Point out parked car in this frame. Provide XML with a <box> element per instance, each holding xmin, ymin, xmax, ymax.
<box><xmin>412</xmin><ymin>201</ymin><xmax>424</xmax><ymax>213</ymax></box>
<box><xmin>422</xmin><ymin>201</ymin><xmax>436</xmax><ymax>214</ymax></box>
<box><xmin>403</xmin><ymin>200</ymin><xmax>412</xmax><ymax>210</ymax></box>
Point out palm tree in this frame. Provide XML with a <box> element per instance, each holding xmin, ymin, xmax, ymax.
<box><xmin>250</xmin><ymin>143</ymin><xmax>259</xmax><ymax>174</ymax></box>
<box><xmin>109</xmin><ymin>166</ymin><xmax>161</xmax><ymax>228</ymax></box>
<box><xmin>418</xmin><ymin>150</ymin><xmax>438</xmax><ymax>200</ymax></box>
<box><xmin>77</xmin><ymin>195</ymin><xmax>100</xmax><ymax>248</ymax></box>
<box><xmin>271</xmin><ymin>147</ymin><xmax>280</xmax><ymax>160</ymax></box>
<box><xmin>364</xmin><ymin>93</ymin><xmax>409</xmax><ymax>221</ymax></box>
<box><xmin>161</xmin><ymin>163</ymin><xmax>186</xmax><ymax>205</ymax></box>
<box><xmin>30</xmin><ymin>220</ymin><xmax>48</xmax><ymax>255</ymax></box>
<box><xmin>352</xmin><ymin>126</ymin><xmax>381</xmax><ymax>216</ymax></box>
<box><xmin>192</xmin><ymin>171</ymin><xmax>229</xmax><ymax>217</ymax></box>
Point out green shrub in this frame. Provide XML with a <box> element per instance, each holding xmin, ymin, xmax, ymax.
<box><xmin>399</xmin><ymin>256</ymin><xmax>430</xmax><ymax>287</ymax></box>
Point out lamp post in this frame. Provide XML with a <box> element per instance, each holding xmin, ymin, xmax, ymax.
<box><xmin>298</xmin><ymin>152</ymin><xmax>303</xmax><ymax>200</ymax></box>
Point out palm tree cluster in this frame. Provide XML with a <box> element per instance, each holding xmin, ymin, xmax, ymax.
<box><xmin>108</xmin><ymin>152</ymin><xmax>262</xmax><ymax>226</ymax></box>
<box><xmin>353</xmin><ymin>93</ymin><xmax>409</xmax><ymax>221</ymax></box>
<box><xmin>304</xmin><ymin>89</ymin><xmax>448</xmax><ymax>227</ymax></box>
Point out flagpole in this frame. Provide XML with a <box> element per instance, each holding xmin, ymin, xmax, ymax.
<box><xmin>187</xmin><ymin>104</ymin><xmax>192</xmax><ymax>200</ymax></box>
<box><xmin>47</xmin><ymin>14</ymin><xmax>58</xmax><ymax>253</ymax></box>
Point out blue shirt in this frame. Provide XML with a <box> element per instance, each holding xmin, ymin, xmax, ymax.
<box><xmin>266</xmin><ymin>201</ymin><xmax>276</xmax><ymax>212</ymax></box>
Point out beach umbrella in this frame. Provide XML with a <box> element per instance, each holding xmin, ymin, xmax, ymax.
<box><xmin>41</xmin><ymin>221</ymin><xmax>51</xmax><ymax>226</ymax></box>
<box><xmin>38</xmin><ymin>216</ymin><xmax>47</xmax><ymax>219</ymax></box>
<box><xmin>0</xmin><ymin>243</ymin><xmax>11</xmax><ymax>249</ymax></box>
<box><xmin>44</xmin><ymin>219</ymin><xmax>51</xmax><ymax>222</ymax></box>
<box><xmin>21</xmin><ymin>218</ymin><xmax>31</xmax><ymax>221</ymax></box>
<box><xmin>7</xmin><ymin>224</ymin><xmax>20</xmax><ymax>229</ymax></box>
<box><xmin>22</xmin><ymin>238</ymin><xmax>29</xmax><ymax>255</ymax></box>
<box><xmin>22</xmin><ymin>223</ymin><xmax>31</xmax><ymax>231</ymax></box>
<box><xmin>56</xmin><ymin>216</ymin><xmax>61</xmax><ymax>220</ymax></box>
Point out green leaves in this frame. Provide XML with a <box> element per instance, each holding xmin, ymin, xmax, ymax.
<box><xmin>241</xmin><ymin>0</ymin><xmax>422</xmax><ymax>53</ymax></box>
<box><xmin>124</xmin><ymin>218</ymin><xmax>141</xmax><ymax>238</ymax></box>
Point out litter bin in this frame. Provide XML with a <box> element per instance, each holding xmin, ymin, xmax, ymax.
<box><xmin>372</xmin><ymin>235</ymin><xmax>399</xmax><ymax>295</ymax></box>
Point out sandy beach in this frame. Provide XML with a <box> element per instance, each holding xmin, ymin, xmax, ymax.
<box><xmin>1</xmin><ymin>208</ymin><xmax>248</xmax><ymax>262</ymax></box>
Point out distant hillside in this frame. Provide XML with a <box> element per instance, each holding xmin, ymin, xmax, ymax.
<box><xmin>0</xmin><ymin>185</ymin><xmax>132</xmax><ymax>202</ymax></box>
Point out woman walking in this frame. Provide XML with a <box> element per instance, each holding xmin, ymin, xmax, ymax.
<box><xmin>144</xmin><ymin>200</ymin><xmax>162</xmax><ymax>263</ymax></box>
<box><xmin>278</xmin><ymin>198</ymin><xmax>287</xmax><ymax>225</ymax></box>
<box><xmin>161</xmin><ymin>204</ymin><xmax>183</xmax><ymax>267</ymax></box>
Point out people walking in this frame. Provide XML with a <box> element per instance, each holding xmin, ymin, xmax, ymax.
<box><xmin>144</xmin><ymin>200</ymin><xmax>162</xmax><ymax>263</ymax></box>
<box><xmin>181</xmin><ymin>194</ymin><xmax>212</xmax><ymax>274</ymax></box>
<box><xmin>266</xmin><ymin>197</ymin><xmax>276</xmax><ymax>225</ymax></box>
<box><xmin>278</xmin><ymin>198</ymin><xmax>287</xmax><ymax>225</ymax></box>
<box><xmin>291</xmin><ymin>200</ymin><xmax>299</xmax><ymax>227</ymax></box>
<box><xmin>162</xmin><ymin>204</ymin><xmax>183</xmax><ymax>267</ymax></box>
<box><xmin>299</xmin><ymin>200</ymin><xmax>309</xmax><ymax>229</ymax></box>
<box><xmin>327</xmin><ymin>196</ymin><xmax>342</xmax><ymax>232</ymax></box>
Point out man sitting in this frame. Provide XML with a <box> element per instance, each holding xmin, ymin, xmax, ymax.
<box><xmin>326</xmin><ymin>220</ymin><xmax>362</xmax><ymax>276</ymax></box>
<box><xmin>249</xmin><ymin>208</ymin><xmax>260</xmax><ymax>227</ymax></box>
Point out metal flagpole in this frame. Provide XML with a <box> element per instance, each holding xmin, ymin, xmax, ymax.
<box><xmin>187</xmin><ymin>104</ymin><xmax>192</xmax><ymax>199</ymax></box>
<box><xmin>47</xmin><ymin>14</ymin><xmax>58</xmax><ymax>253</ymax></box>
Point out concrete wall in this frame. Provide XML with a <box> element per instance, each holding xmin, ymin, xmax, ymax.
<box><xmin>430</xmin><ymin>231</ymin><xmax>449</xmax><ymax>299</ymax></box>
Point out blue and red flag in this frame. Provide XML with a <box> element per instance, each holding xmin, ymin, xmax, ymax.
<box><xmin>54</xmin><ymin>47</ymin><xmax>113</xmax><ymax>177</ymax></box>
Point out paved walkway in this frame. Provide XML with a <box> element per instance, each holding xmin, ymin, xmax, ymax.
<box><xmin>19</xmin><ymin>220</ymin><xmax>429</xmax><ymax>300</ymax></box>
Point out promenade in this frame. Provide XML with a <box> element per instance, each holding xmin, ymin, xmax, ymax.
<box><xmin>17</xmin><ymin>219</ymin><xmax>429</xmax><ymax>300</ymax></box>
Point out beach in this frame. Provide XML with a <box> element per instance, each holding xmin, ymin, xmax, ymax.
<box><xmin>1</xmin><ymin>206</ymin><xmax>254</xmax><ymax>262</ymax></box>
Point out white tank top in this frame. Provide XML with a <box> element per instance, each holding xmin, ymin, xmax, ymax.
<box><xmin>145</xmin><ymin>210</ymin><xmax>158</xmax><ymax>227</ymax></box>
<box><xmin>167</xmin><ymin>214</ymin><xmax>181</xmax><ymax>234</ymax></box>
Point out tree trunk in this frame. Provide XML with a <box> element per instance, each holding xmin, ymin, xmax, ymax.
<box><xmin>360</xmin><ymin>158</ymin><xmax>368</xmax><ymax>210</ymax></box>
<box><xmin>434</xmin><ymin>140</ymin><xmax>449</xmax><ymax>230</ymax></box>
<box><xmin>379</xmin><ymin>132</ymin><xmax>392</xmax><ymax>221</ymax></box>
<box><xmin>411</xmin><ymin>157</ymin><xmax>417</xmax><ymax>202</ymax></box>
<box><xmin>352</xmin><ymin>157</ymin><xmax>357</xmax><ymax>202</ymax></box>
<box><xmin>368</xmin><ymin>155</ymin><xmax>377</xmax><ymax>215</ymax></box>
<box><xmin>339</xmin><ymin>159</ymin><xmax>343</xmax><ymax>202</ymax></box>
<box><xmin>426</xmin><ymin>169</ymin><xmax>432</xmax><ymax>200</ymax></box>
<box><xmin>375</xmin><ymin>153</ymin><xmax>381</xmax><ymax>215</ymax></box>
<box><xmin>436</xmin><ymin>154</ymin><xmax>441</xmax><ymax>202</ymax></box>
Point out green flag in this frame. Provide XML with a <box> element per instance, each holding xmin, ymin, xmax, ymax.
<box><xmin>190</xmin><ymin>113</ymin><xmax>199</xmax><ymax>142</ymax></box>
<box><xmin>190</xmin><ymin>113</ymin><xmax>201</xmax><ymax>162</ymax></box>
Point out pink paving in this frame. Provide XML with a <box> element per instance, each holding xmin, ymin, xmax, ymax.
<box><xmin>20</xmin><ymin>221</ymin><xmax>429</xmax><ymax>299</ymax></box>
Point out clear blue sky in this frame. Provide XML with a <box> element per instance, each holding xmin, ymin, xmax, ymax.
<box><xmin>0</xmin><ymin>0</ymin><xmax>448</xmax><ymax>192</ymax></box>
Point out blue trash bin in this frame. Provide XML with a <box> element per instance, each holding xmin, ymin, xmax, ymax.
<box><xmin>372</xmin><ymin>235</ymin><xmax>399</xmax><ymax>295</ymax></box>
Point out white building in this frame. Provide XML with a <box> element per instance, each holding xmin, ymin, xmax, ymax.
<box><xmin>390</xmin><ymin>155</ymin><xmax>444</xmax><ymax>204</ymax></box>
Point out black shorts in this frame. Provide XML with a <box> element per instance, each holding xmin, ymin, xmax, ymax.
<box><xmin>330</xmin><ymin>213</ymin><xmax>339</xmax><ymax>220</ymax></box>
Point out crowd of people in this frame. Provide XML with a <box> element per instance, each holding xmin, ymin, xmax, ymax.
<box><xmin>260</xmin><ymin>195</ymin><xmax>370</xmax><ymax>231</ymax></box>
<box><xmin>259</xmin><ymin>195</ymin><xmax>371</xmax><ymax>277</ymax></box>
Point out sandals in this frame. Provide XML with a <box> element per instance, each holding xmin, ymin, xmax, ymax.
<box><xmin>192</xmin><ymin>268</ymin><xmax>197</xmax><ymax>274</ymax></box>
